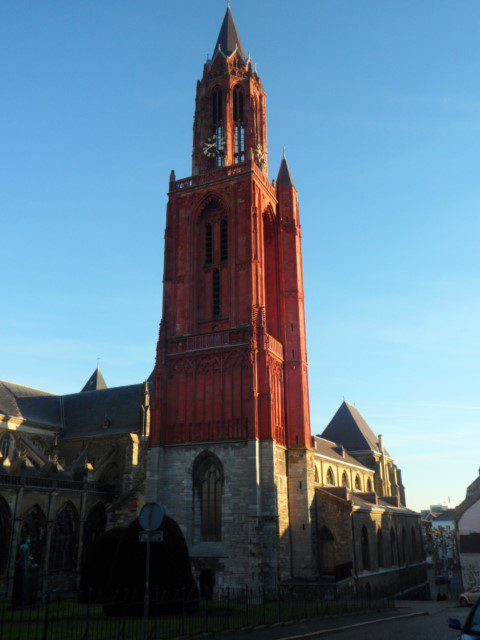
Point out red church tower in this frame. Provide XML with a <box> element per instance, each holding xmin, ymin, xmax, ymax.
<box><xmin>149</xmin><ymin>6</ymin><xmax>315</xmax><ymax>587</ymax></box>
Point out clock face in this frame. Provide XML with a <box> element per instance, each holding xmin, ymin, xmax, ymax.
<box><xmin>203</xmin><ymin>134</ymin><xmax>225</xmax><ymax>158</ymax></box>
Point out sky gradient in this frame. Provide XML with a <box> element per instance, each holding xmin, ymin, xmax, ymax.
<box><xmin>1</xmin><ymin>0</ymin><xmax>479</xmax><ymax>512</ymax></box>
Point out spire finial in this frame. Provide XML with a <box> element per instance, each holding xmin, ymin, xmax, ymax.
<box><xmin>227</xmin><ymin>0</ymin><xmax>231</xmax><ymax>7</ymax></box>
<box><xmin>96</xmin><ymin>356</ymin><xmax>100</xmax><ymax>369</ymax></box>
<box><xmin>283</xmin><ymin>146</ymin><xmax>286</xmax><ymax>159</ymax></box>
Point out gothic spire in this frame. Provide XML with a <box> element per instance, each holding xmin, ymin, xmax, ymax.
<box><xmin>213</xmin><ymin>5</ymin><xmax>246</xmax><ymax>60</ymax></box>
<box><xmin>81</xmin><ymin>367</ymin><xmax>107</xmax><ymax>393</ymax></box>
<box><xmin>277</xmin><ymin>153</ymin><xmax>295</xmax><ymax>188</ymax></box>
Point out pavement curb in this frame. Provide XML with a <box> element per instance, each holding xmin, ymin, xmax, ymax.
<box><xmin>275</xmin><ymin>611</ymin><xmax>429</xmax><ymax>639</ymax></box>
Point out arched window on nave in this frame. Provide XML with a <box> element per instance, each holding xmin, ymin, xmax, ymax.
<box><xmin>361</xmin><ymin>525</ymin><xmax>371</xmax><ymax>571</ymax></box>
<box><xmin>0</xmin><ymin>496</ymin><xmax>12</xmax><ymax>576</ymax></box>
<box><xmin>49</xmin><ymin>502</ymin><xmax>79</xmax><ymax>573</ymax></box>
<box><xmin>326</xmin><ymin>467</ymin><xmax>335</xmax><ymax>486</ymax></box>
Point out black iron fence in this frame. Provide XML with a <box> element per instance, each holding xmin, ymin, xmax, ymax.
<box><xmin>0</xmin><ymin>585</ymin><xmax>394</xmax><ymax>640</ymax></box>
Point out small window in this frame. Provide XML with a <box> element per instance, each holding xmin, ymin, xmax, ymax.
<box><xmin>326</xmin><ymin>467</ymin><xmax>335</xmax><ymax>486</ymax></box>
<box><xmin>233</xmin><ymin>86</ymin><xmax>244</xmax><ymax>122</ymax></box>
<box><xmin>361</xmin><ymin>526</ymin><xmax>371</xmax><ymax>571</ymax></box>
<box><xmin>354</xmin><ymin>475</ymin><xmax>361</xmax><ymax>491</ymax></box>
<box><xmin>366</xmin><ymin>478</ymin><xmax>373</xmax><ymax>492</ymax></box>
<box><xmin>341</xmin><ymin>471</ymin><xmax>349</xmax><ymax>488</ymax></box>
<box><xmin>314</xmin><ymin>466</ymin><xmax>319</xmax><ymax>483</ymax></box>
<box><xmin>220</xmin><ymin>219</ymin><xmax>228</xmax><ymax>261</ymax></box>
<box><xmin>0</xmin><ymin>435</ymin><xmax>10</xmax><ymax>459</ymax></box>
<box><xmin>213</xmin><ymin>269</ymin><xmax>221</xmax><ymax>317</ymax></box>
<box><xmin>205</xmin><ymin>224</ymin><xmax>213</xmax><ymax>264</ymax></box>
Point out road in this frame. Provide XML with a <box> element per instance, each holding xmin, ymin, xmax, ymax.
<box><xmin>323</xmin><ymin>606</ymin><xmax>468</xmax><ymax>639</ymax></box>
<box><xmin>220</xmin><ymin>603</ymin><xmax>470</xmax><ymax>640</ymax></box>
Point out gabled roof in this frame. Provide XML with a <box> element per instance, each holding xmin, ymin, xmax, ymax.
<box><xmin>213</xmin><ymin>6</ymin><xmax>246</xmax><ymax>60</ymax></box>
<box><xmin>277</xmin><ymin>156</ymin><xmax>295</xmax><ymax>188</ymax></box>
<box><xmin>321</xmin><ymin>401</ymin><xmax>385</xmax><ymax>455</ymax></box>
<box><xmin>0</xmin><ymin>381</ymin><xmax>60</xmax><ymax>428</ymax></box>
<box><xmin>61</xmin><ymin>384</ymin><xmax>144</xmax><ymax>440</ymax></box>
<box><xmin>81</xmin><ymin>368</ymin><xmax>107</xmax><ymax>393</ymax></box>
<box><xmin>313</xmin><ymin>436</ymin><xmax>371</xmax><ymax>471</ymax></box>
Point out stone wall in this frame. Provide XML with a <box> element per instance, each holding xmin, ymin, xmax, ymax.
<box><xmin>147</xmin><ymin>440</ymin><xmax>293</xmax><ymax>589</ymax></box>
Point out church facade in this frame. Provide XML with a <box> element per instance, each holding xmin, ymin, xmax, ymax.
<box><xmin>0</xmin><ymin>7</ymin><xmax>427</xmax><ymax>600</ymax></box>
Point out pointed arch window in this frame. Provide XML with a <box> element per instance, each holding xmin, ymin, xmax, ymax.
<box><xmin>361</xmin><ymin>526</ymin><xmax>371</xmax><ymax>571</ymax></box>
<box><xmin>233</xmin><ymin>85</ymin><xmax>245</xmax><ymax>164</ymax></box>
<box><xmin>211</xmin><ymin>87</ymin><xmax>224</xmax><ymax>168</ymax></box>
<box><xmin>49</xmin><ymin>502</ymin><xmax>79</xmax><ymax>573</ymax></box>
<box><xmin>341</xmin><ymin>472</ymin><xmax>349</xmax><ymax>488</ymax></box>
<box><xmin>0</xmin><ymin>497</ymin><xmax>12</xmax><ymax>575</ymax></box>
<box><xmin>326</xmin><ymin>467</ymin><xmax>335</xmax><ymax>486</ymax></box>
<box><xmin>314</xmin><ymin>465</ymin><xmax>319</xmax><ymax>484</ymax></box>
<box><xmin>366</xmin><ymin>478</ymin><xmax>373</xmax><ymax>493</ymax></box>
<box><xmin>377</xmin><ymin>529</ymin><xmax>384</xmax><ymax>568</ymax></box>
<box><xmin>390</xmin><ymin>527</ymin><xmax>397</xmax><ymax>566</ymax></box>
<box><xmin>194</xmin><ymin>454</ymin><xmax>223</xmax><ymax>541</ymax></box>
<box><xmin>205</xmin><ymin>223</ymin><xmax>213</xmax><ymax>264</ymax></box>
<box><xmin>354</xmin><ymin>475</ymin><xmax>361</xmax><ymax>491</ymax></box>
<box><xmin>220</xmin><ymin>218</ymin><xmax>228</xmax><ymax>261</ymax></box>
<box><xmin>212</xmin><ymin>269</ymin><xmax>221</xmax><ymax>317</ymax></box>
<box><xmin>0</xmin><ymin>434</ymin><xmax>10</xmax><ymax>459</ymax></box>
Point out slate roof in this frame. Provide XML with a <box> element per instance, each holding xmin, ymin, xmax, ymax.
<box><xmin>81</xmin><ymin>368</ymin><xmax>107</xmax><ymax>393</ymax></box>
<box><xmin>213</xmin><ymin>6</ymin><xmax>246</xmax><ymax>60</ymax></box>
<box><xmin>321</xmin><ymin>401</ymin><xmax>386</xmax><ymax>455</ymax></box>
<box><xmin>351</xmin><ymin>494</ymin><xmax>418</xmax><ymax>516</ymax></box>
<box><xmin>0</xmin><ymin>378</ymin><xmax>146</xmax><ymax>439</ymax></box>
<box><xmin>277</xmin><ymin>157</ymin><xmax>295</xmax><ymax>188</ymax></box>
<box><xmin>313</xmin><ymin>436</ymin><xmax>370</xmax><ymax>470</ymax></box>
<box><xmin>0</xmin><ymin>381</ymin><xmax>60</xmax><ymax>428</ymax></box>
<box><xmin>61</xmin><ymin>384</ymin><xmax>144</xmax><ymax>440</ymax></box>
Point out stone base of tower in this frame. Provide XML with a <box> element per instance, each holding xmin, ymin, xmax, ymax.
<box><xmin>286</xmin><ymin>449</ymin><xmax>317</xmax><ymax>579</ymax></box>
<box><xmin>146</xmin><ymin>441</ymin><xmax>292</xmax><ymax>590</ymax></box>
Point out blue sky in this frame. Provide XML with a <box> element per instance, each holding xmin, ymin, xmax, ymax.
<box><xmin>1</xmin><ymin>0</ymin><xmax>479</xmax><ymax>512</ymax></box>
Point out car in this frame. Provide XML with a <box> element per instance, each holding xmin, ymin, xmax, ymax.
<box><xmin>460</xmin><ymin>587</ymin><xmax>480</xmax><ymax>607</ymax></box>
<box><xmin>449</xmin><ymin>596</ymin><xmax>480</xmax><ymax>638</ymax></box>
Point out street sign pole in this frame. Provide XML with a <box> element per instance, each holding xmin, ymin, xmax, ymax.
<box><xmin>138</xmin><ymin>502</ymin><xmax>165</xmax><ymax>640</ymax></box>
<box><xmin>142</xmin><ymin>532</ymin><xmax>151</xmax><ymax>640</ymax></box>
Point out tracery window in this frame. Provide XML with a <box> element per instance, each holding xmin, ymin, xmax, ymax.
<box><xmin>212</xmin><ymin>87</ymin><xmax>224</xmax><ymax>168</ymax></box>
<box><xmin>220</xmin><ymin>219</ymin><xmax>228</xmax><ymax>261</ymax></box>
<box><xmin>205</xmin><ymin>223</ymin><xmax>213</xmax><ymax>264</ymax></box>
<box><xmin>233</xmin><ymin>85</ymin><xmax>245</xmax><ymax>164</ymax></box>
<box><xmin>49</xmin><ymin>502</ymin><xmax>79</xmax><ymax>573</ymax></box>
<box><xmin>0</xmin><ymin>434</ymin><xmax>10</xmax><ymax>459</ymax></box>
<box><xmin>0</xmin><ymin>496</ymin><xmax>12</xmax><ymax>575</ymax></box>
<box><xmin>326</xmin><ymin>467</ymin><xmax>335</xmax><ymax>486</ymax></box>
<box><xmin>354</xmin><ymin>475</ymin><xmax>361</xmax><ymax>491</ymax></box>
<box><xmin>377</xmin><ymin>529</ymin><xmax>384</xmax><ymax>568</ymax></box>
<box><xmin>390</xmin><ymin>527</ymin><xmax>397</xmax><ymax>566</ymax></box>
<box><xmin>212</xmin><ymin>269</ymin><xmax>221</xmax><ymax>317</ymax></box>
<box><xmin>82</xmin><ymin>503</ymin><xmax>107</xmax><ymax>561</ymax></box>
<box><xmin>18</xmin><ymin>506</ymin><xmax>46</xmax><ymax>566</ymax></box>
<box><xmin>194</xmin><ymin>454</ymin><xmax>223</xmax><ymax>541</ymax></box>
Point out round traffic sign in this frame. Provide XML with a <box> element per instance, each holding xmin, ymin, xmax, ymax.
<box><xmin>139</xmin><ymin>502</ymin><xmax>165</xmax><ymax>532</ymax></box>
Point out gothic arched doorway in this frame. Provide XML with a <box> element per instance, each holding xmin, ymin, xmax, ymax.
<box><xmin>199</xmin><ymin>569</ymin><xmax>215</xmax><ymax>600</ymax></box>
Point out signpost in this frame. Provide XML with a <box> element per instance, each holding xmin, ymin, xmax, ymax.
<box><xmin>139</xmin><ymin>502</ymin><xmax>165</xmax><ymax>640</ymax></box>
